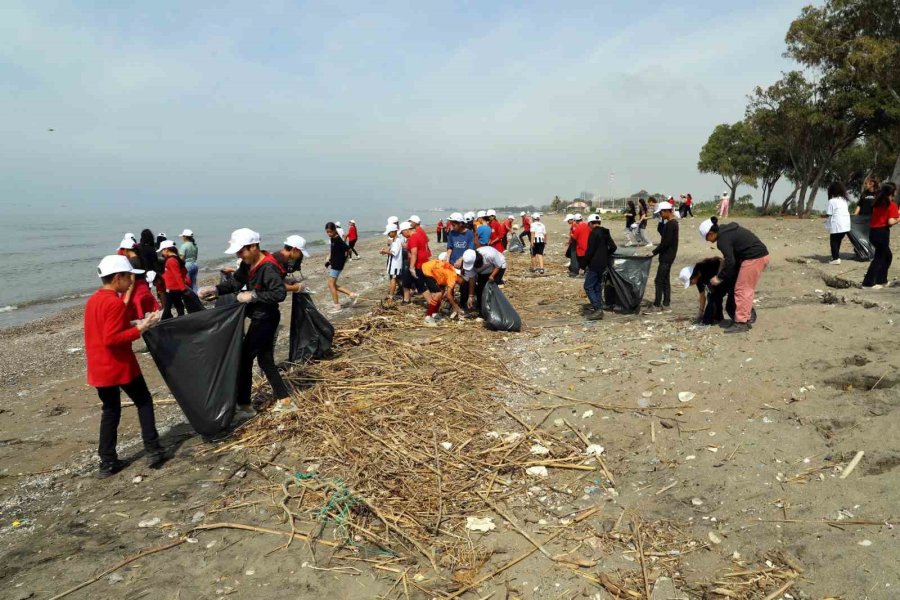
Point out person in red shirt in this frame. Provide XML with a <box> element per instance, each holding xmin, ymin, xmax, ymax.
<box><xmin>519</xmin><ymin>212</ymin><xmax>532</xmax><ymax>248</ymax></box>
<box><xmin>402</xmin><ymin>217</ymin><xmax>433</xmax><ymax>302</ymax></box>
<box><xmin>85</xmin><ymin>255</ymin><xmax>164</xmax><ymax>478</ymax></box>
<box><xmin>436</xmin><ymin>219</ymin><xmax>444</xmax><ymax>243</ymax></box>
<box><xmin>119</xmin><ymin>240</ymin><xmax>160</xmax><ymax>321</ymax></box>
<box><xmin>346</xmin><ymin>219</ymin><xmax>360</xmax><ymax>259</ymax></box>
<box><xmin>159</xmin><ymin>240</ymin><xmax>202</xmax><ymax>319</ymax></box>
<box><xmin>486</xmin><ymin>210</ymin><xmax>505</xmax><ymax>252</ymax></box>
<box><xmin>862</xmin><ymin>183</ymin><xmax>899</xmax><ymax>289</ymax></box>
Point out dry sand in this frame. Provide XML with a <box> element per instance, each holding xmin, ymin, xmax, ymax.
<box><xmin>1</xmin><ymin>216</ymin><xmax>898</xmax><ymax>599</ymax></box>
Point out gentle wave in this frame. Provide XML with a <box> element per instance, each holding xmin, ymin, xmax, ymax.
<box><xmin>0</xmin><ymin>305</ymin><xmax>18</xmax><ymax>313</ymax></box>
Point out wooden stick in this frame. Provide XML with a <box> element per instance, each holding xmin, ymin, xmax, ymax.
<box><xmin>194</xmin><ymin>522</ymin><xmax>342</xmax><ymax>548</ymax></box>
<box><xmin>762</xmin><ymin>579</ymin><xmax>795</xmax><ymax>600</ymax></box>
<box><xmin>632</xmin><ymin>518</ymin><xmax>652</xmax><ymax>600</ymax></box>
<box><xmin>839</xmin><ymin>450</ymin><xmax>864</xmax><ymax>479</ymax></box>
<box><xmin>48</xmin><ymin>538</ymin><xmax>186</xmax><ymax>600</ymax></box>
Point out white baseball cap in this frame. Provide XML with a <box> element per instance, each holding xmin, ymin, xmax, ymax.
<box><xmin>476</xmin><ymin>210</ymin><xmax>487</xmax><ymax>219</ymax></box>
<box><xmin>387</xmin><ymin>216</ymin><xmax>399</xmax><ymax>224</ymax></box>
<box><xmin>464</xmin><ymin>211</ymin><xmax>475</xmax><ymax>222</ymax></box>
<box><xmin>383</xmin><ymin>223</ymin><xmax>399</xmax><ymax>235</ymax></box>
<box><xmin>448</xmin><ymin>212</ymin><xmax>464</xmax><ymax>222</ymax></box>
<box><xmin>438</xmin><ymin>251</ymin><xmax>448</xmax><ymax>261</ymax></box>
<box><xmin>349</xmin><ymin>219</ymin><xmax>355</xmax><ymax>224</ymax></box>
<box><xmin>532</xmin><ymin>212</ymin><xmax>541</xmax><ymax>219</ymax></box>
<box><xmin>564</xmin><ymin>214</ymin><xmax>574</xmax><ymax>222</ymax></box>
<box><xmin>158</xmin><ymin>239</ymin><xmax>177</xmax><ymax>250</ymax></box>
<box><xmin>586</xmin><ymin>214</ymin><xmax>601</xmax><ymax>223</ymax></box>
<box><xmin>124</xmin><ymin>232</ymin><xmax>137</xmax><ymax>242</ymax></box>
<box><xmin>574</xmin><ymin>213</ymin><xmax>583</xmax><ymax>221</ymax></box>
<box><xmin>461</xmin><ymin>249</ymin><xmax>477</xmax><ymax>271</ymax></box>
<box><xmin>118</xmin><ymin>237</ymin><xmax>136</xmax><ymax>250</ymax></box>
<box><xmin>225</xmin><ymin>228</ymin><xmax>261</xmax><ymax>254</ymax></box>
<box><xmin>486</xmin><ymin>209</ymin><xmax>497</xmax><ymax>217</ymax></box>
<box><xmin>408</xmin><ymin>215</ymin><xmax>421</xmax><ymax>224</ymax></box>
<box><xmin>180</xmin><ymin>229</ymin><xmax>193</xmax><ymax>237</ymax></box>
<box><xmin>655</xmin><ymin>201</ymin><xmax>673</xmax><ymax>213</ymax></box>
<box><xmin>98</xmin><ymin>254</ymin><xmax>144</xmax><ymax>278</ymax></box>
<box><xmin>698</xmin><ymin>218</ymin><xmax>715</xmax><ymax>239</ymax></box>
<box><xmin>284</xmin><ymin>235</ymin><xmax>310</xmax><ymax>257</ymax></box>
<box><xmin>335</xmin><ymin>221</ymin><xmax>342</xmax><ymax>227</ymax></box>
<box><xmin>667</xmin><ymin>196</ymin><xmax>674</xmax><ymax>201</ymax></box>
<box><xmin>678</xmin><ymin>266</ymin><xmax>694</xmax><ymax>288</ymax></box>
<box><xmin>520</xmin><ymin>211</ymin><xmax>526</xmax><ymax>216</ymax></box>
<box><xmin>507</xmin><ymin>214</ymin><xmax>514</xmax><ymax>220</ymax></box>
<box><xmin>398</xmin><ymin>221</ymin><xmax>413</xmax><ymax>231</ymax></box>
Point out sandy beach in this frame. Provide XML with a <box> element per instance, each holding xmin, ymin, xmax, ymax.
<box><xmin>2</xmin><ymin>216</ymin><xmax>899</xmax><ymax>600</ymax></box>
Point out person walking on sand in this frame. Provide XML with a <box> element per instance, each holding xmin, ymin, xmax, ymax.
<box><xmin>381</xmin><ymin>223</ymin><xmax>404</xmax><ymax>301</ymax></box>
<box><xmin>179</xmin><ymin>229</ymin><xmax>199</xmax><ymax>293</ymax></box>
<box><xmin>635</xmin><ymin>199</ymin><xmax>651</xmax><ymax>246</ymax></box>
<box><xmin>198</xmin><ymin>228</ymin><xmax>291</xmax><ymax>418</ymax></box>
<box><xmin>530</xmin><ymin>213</ymin><xmax>546</xmax><ymax>274</ymax></box>
<box><xmin>651</xmin><ymin>201</ymin><xmax>679</xmax><ymax>310</ymax></box>
<box><xmin>519</xmin><ymin>211</ymin><xmax>532</xmax><ymax>249</ymax></box>
<box><xmin>824</xmin><ymin>182</ymin><xmax>851</xmax><ymax>265</ymax></box>
<box><xmin>570</xmin><ymin>214</ymin><xmax>591</xmax><ymax>276</ymax></box>
<box><xmin>421</xmin><ymin>254</ymin><xmax>464</xmax><ymax>326</ymax></box>
<box><xmin>345</xmin><ymin>220</ymin><xmax>360</xmax><ymax>260</ymax></box>
<box><xmin>685</xmin><ymin>193</ymin><xmax>694</xmax><ymax>217</ymax></box>
<box><xmin>159</xmin><ymin>240</ymin><xmax>203</xmax><ymax>319</ymax></box>
<box><xmin>717</xmin><ymin>192</ymin><xmax>730</xmax><ymax>218</ymax></box>
<box><xmin>274</xmin><ymin>235</ymin><xmax>310</xmax><ymax>293</ymax></box>
<box><xmin>322</xmin><ymin>222</ymin><xmax>358</xmax><ymax>311</ymax></box>
<box><xmin>862</xmin><ymin>183</ymin><xmax>899</xmax><ymax>289</ymax></box>
<box><xmin>854</xmin><ymin>177</ymin><xmax>879</xmax><ymax>216</ymax></box>
<box><xmin>698</xmin><ymin>217</ymin><xmax>769</xmax><ymax>333</ymax></box>
<box><xmin>624</xmin><ymin>200</ymin><xmax>637</xmax><ymax>245</ymax></box>
<box><xmin>436</xmin><ymin>219</ymin><xmax>444</xmax><ymax>244</ymax></box>
<box><xmin>85</xmin><ymin>255</ymin><xmax>164</xmax><ymax>478</ymax></box>
<box><xmin>582</xmin><ymin>214</ymin><xmax>617</xmax><ymax>321</ymax></box>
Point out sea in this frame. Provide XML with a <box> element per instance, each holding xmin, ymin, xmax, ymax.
<box><xmin>0</xmin><ymin>201</ymin><xmax>449</xmax><ymax>329</ymax></box>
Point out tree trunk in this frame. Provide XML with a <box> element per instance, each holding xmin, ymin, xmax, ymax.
<box><xmin>891</xmin><ymin>151</ymin><xmax>900</xmax><ymax>185</ymax></box>
<box><xmin>780</xmin><ymin>185</ymin><xmax>799</xmax><ymax>215</ymax></box>
<box><xmin>794</xmin><ymin>183</ymin><xmax>808</xmax><ymax>217</ymax></box>
<box><xmin>803</xmin><ymin>168</ymin><xmax>827</xmax><ymax>216</ymax></box>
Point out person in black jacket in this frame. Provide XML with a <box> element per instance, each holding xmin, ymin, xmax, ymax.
<box><xmin>699</xmin><ymin>217</ymin><xmax>769</xmax><ymax>334</ymax></box>
<box><xmin>651</xmin><ymin>202</ymin><xmax>679</xmax><ymax>309</ymax></box>
<box><xmin>199</xmin><ymin>228</ymin><xmax>290</xmax><ymax>419</ymax></box>
<box><xmin>324</xmin><ymin>222</ymin><xmax>358</xmax><ymax>313</ymax></box>
<box><xmin>582</xmin><ymin>214</ymin><xmax>617</xmax><ymax>320</ymax></box>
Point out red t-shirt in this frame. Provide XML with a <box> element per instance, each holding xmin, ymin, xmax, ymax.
<box><xmin>522</xmin><ymin>216</ymin><xmax>531</xmax><ymax>232</ymax></box>
<box><xmin>489</xmin><ymin>220</ymin><xmax>506</xmax><ymax>252</ymax></box>
<box><xmin>347</xmin><ymin>224</ymin><xmax>358</xmax><ymax>242</ymax></box>
<box><xmin>84</xmin><ymin>289</ymin><xmax>142</xmax><ymax>387</ymax></box>
<box><xmin>870</xmin><ymin>201</ymin><xmax>899</xmax><ymax>229</ymax></box>
<box><xmin>127</xmin><ymin>279</ymin><xmax>160</xmax><ymax>321</ymax></box>
<box><xmin>408</xmin><ymin>227</ymin><xmax>432</xmax><ymax>269</ymax></box>
<box><xmin>574</xmin><ymin>222</ymin><xmax>591</xmax><ymax>256</ymax></box>
<box><xmin>162</xmin><ymin>256</ymin><xmax>188</xmax><ymax>291</ymax></box>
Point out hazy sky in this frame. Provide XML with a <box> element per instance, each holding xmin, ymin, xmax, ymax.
<box><xmin>1</xmin><ymin>0</ymin><xmax>812</xmax><ymax>210</ymax></box>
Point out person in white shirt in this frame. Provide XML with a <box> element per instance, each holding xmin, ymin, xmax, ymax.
<box><xmin>455</xmin><ymin>247</ymin><xmax>507</xmax><ymax>311</ymax></box>
<box><xmin>824</xmin><ymin>182</ymin><xmax>852</xmax><ymax>265</ymax></box>
<box><xmin>529</xmin><ymin>213</ymin><xmax>547</xmax><ymax>274</ymax></box>
<box><xmin>379</xmin><ymin>223</ymin><xmax>405</xmax><ymax>300</ymax></box>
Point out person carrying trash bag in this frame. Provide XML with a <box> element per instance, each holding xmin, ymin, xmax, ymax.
<box><xmin>199</xmin><ymin>228</ymin><xmax>290</xmax><ymax>419</ymax></box>
<box><xmin>582</xmin><ymin>214</ymin><xmax>617</xmax><ymax>321</ymax></box>
<box><xmin>698</xmin><ymin>217</ymin><xmax>769</xmax><ymax>334</ymax></box>
<box><xmin>455</xmin><ymin>247</ymin><xmax>506</xmax><ymax>314</ymax></box>
<box><xmin>85</xmin><ymin>255</ymin><xmax>165</xmax><ymax>478</ymax></box>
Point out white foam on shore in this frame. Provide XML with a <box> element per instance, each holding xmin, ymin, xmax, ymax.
<box><xmin>0</xmin><ymin>305</ymin><xmax>17</xmax><ymax>313</ymax></box>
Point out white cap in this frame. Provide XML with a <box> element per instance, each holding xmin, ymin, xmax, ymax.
<box><xmin>461</xmin><ymin>249</ymin><xmax>477</xmax><ymax>270</ymax></box>
<box><xmin>667</xmin><ymin>196</ymin><xmax>674</xmax><ymax>201</ymax></box>
<box><xmin>464</xmin><ymin>211</ymin><xmax>475</xmax><ymax>222</ymax></box>
<box><xmin>655</xmin><ymin>201</ymin><xmax>673</xmax><ymax>213</ymax></box>
<box><xmin>438</xmin><ymin>251</ymin><xmax>448</xmax><ymax>261</ymax></box>
<box><xmin>180</xmin><ymin>229</ymin><xmax>193</xmax><ymax>237</ymax></box>
<box><xmin>486</xmin><ymin>209</ymin><xmax>496</xmax><ymax>217</ymax></box>
<box><xmin>698</xmin><ymin>218</ymin><xmax>715</xmax><ymax>239</ymax></box>
<box><xmin>398</xmin><ymin>221</ymin><xmax>413</xmax><ymax>231</ymax></box>
<box><xmin>335</xmin><ymin>221</ymin><xmax>342</xmax><ymax>227</ymax></box>
<box><xmin>284</xmin><ymin>235</ymin><xmax>310</xmax><ymax>257</ymax></box>
<box><xmin>564</xmin><ymin>214</ymin><xmax>574</xmax><ymax>222</ymax></box>
<box><xmin>520</xmin><ymin>211</ymin><xmax>526</xmax><ymax>216</ymax></box>
<box><xmin>586</xmin><ymin>214</ymin><xmax>601</xmax><ymax>223</ymax></box>
<box><xmin>225</xmin><ymin>228</ymin><xmax>261</xmax><ymax>254</ymax></box>
<box><xmin>409</xmin><ymin>215</ymin><xmax>421</xmax><ymax>224</ymax></box>
<box><xmin>574</xmin><ymin>213</ymin><xmax>583</xmax><ymax>221</ymax></box>
<box><xmin>507</xmin><ymin>214</ymin><xmax>514</xmax><ymax>220</ymax></box>
<box><xmin>383</xmin><ymin>223</ymin><xmax>399</xmax><ymax>235</ymax></box>
<box><xmin>98</xmin><ymin>255</ymin><xmax>144</xmax><ymax>278</ymax></box>
<box><xmin>448</xmin><ymin>212</ymin><xmax>464</xmax><ymax>222</ymax></box>
<box><xmin>678</xmin><ymin>266</ymin><xmax>694</xmax><ymax>288</ymax></box>
<box><xmin>532</xmin><ymin>212</ymin><xmax>541</xmax><ymax>219</ymax></box>
<box><xmin>387</xmin><ymin>216</ymin><xmax>399</xmax><ymax>224</ymax></box>
<box><xmin>349</xmin><ymin>219</ymin><xmax>355</xmax><ymax>224</ymax></box>
<box><xmin>722</xmin><ymin>191</ymin><xmax>729</xmax><ymax>197</ymax></box>
<box><xmin>124</xmin><ymin>232</ymin><xmax>137</xmax><ymax>242</ymax></box>
<box><xmin>118</xmin><ymin>237</ymin><xmax>136</xmax><ymax>250</ymax></box>
<box><xmin>476</xmin><ymin>210</ymin><xmax>487</xmax><ymax>219</ymax></box>
<box><xmin>158</xmin><ymin>239</ymin><xmax>177</xmax><ymax>250</ymax></box>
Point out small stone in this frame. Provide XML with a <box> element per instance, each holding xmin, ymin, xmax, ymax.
<box><xmin>191</xmin><ymin>511</ymin><xmax>205</xmax><ymax>524</ymax></box>
<box><xmin>132</xmin><ymin>475</ymin><xmax>143</xmax><ymax>484</ymax></box>
<box><xmin>525</xmin><ymin>466</ymin><xmax>549</xmax><ymax>478</ymax></box>
<box><xmin>708</xmin><ymin>531</ymin><xmax>722</xmax><ymax>545</ymax></box>
<box><xmin>582</xmin><ymin>410</ymin><xmax>594</xmax><ymax>419</ymax></box>
<box><xmin>138</xmin><ymin>517</ymin><xmax>160</xmax><ymax>528</ymax></box>
<box><xmin>107</xmin><ymin>572</ymin><xmax>124</xmax><ymax>584</ymax></box>
<box><xmin>858</xmin><ymin>539</ymin><xmax>873</xmax><ymax>547</ymax></box>
<box><xmin>677</xmin><ymin>392</ymin><xmax>695</xmax><ymax>403</ymax></box>
<box><xmin>530</xmin><ymin>444</ymin><xmax>550</xmax><ymax>456</ymax></box>
<box><xmin>691</xmin><ymin>497</ymin><xmax>704</xmax><ymax>506</ymax></box>
<box><xmin>440</xmin><ymin>441</ymin><xmax>453</xmax><ymax>451</ymax></box>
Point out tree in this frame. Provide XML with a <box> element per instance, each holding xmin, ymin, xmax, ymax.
<box><xmin>697</xmin><ymin>122</ymin><xmax>758</xmax><ymax>206</ymax></box>
<box><xmin>550</xmin><ymin>195</ymin><xmax>563</xmax><ymax>212</ymax></box>
<box><xmin>826</xmin><ymin>135</ymin><xmax>896</xmax><ymax>195</ymax></box>
<box><xmin>745</xmin><ymin>109</ymin><xmax>791</xmax><ymax>210</ymax></box>
<box><xmin>785</xmin><ymin>0</ymin><xmax>900</xmax><ymax>182</ymax></box>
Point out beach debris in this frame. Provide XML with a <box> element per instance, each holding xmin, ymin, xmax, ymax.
<box><xmin>821</xmin><ymin>273</ymin><xmax>855</xmax><ymax>289</ymax></box>
<box><xmin>708</xmin><ymin>531</ymin><xmax>723</xmax><ymax>545</ymax></box>
<box><xmin>465</xmin><ymin>516</ymin><xmax>496</xmax><ymax>532</ymax></box>
<box><xmin>552</xmin><ymin>418</ymin><xmax>564</xmax><ymax>427</ymax></box>
<box><xmin>641</xmin><ymin>391</ymin><xmax>654</xmax><ymax>398</ymax></box>
<box><xmin>585</xmin><ymin>444</ymin><xmax>605</xmax><ymax>457</ymax></box>
<box><xmin>502</xmin><ymin>432</ymin><xmax>523</xmax><ymax>444</ymax></box>
<box><xmin>530</xmin><ymin>444</ymin><xmax>550</xmax><ymax>456</ymax></box>
<box><xmin>581</xmin><ymin>410</ymin><xmax>594</xmax><ymax>419</ymax></box>
<box><xmin>678</xmin><ymin>392</ymin><xmax>695</xmax><ymax>403</ymax></box>
<box><xmin>691</xmin><ymin>497</ymin><xmax>704</xmax><ymax>506</ymax></box>
<box><xmin>107</xmin><ymin>572</ymin><xmax>124</xmax><ymax>584</ymax></box>
<box><xmin>132</xmin><ymin>475</ymin><xmax>143</xmax><ymax>484</ymax></box>
<box><xmin>191</xmin><ymin>511</ymin><xmax>205</xmax><ymax>524</ymax></box>
<box><xmin>858</xmin><ymin>539</ymin><xmax>873</xmax><ymax>547</ymax></box>
<box><xmin>440</xmin><ymin>441</ymin><xmax>453</xmax><ymax>451</ymax></box>
<box><xmin>526</xmin><ymin>466</ymin><xmax>549</xmax><ymax>478</ymax></box>
<box><xmin>66</xmin><ymin>347</ymin><xmax>82</xmax><ymax>354</ymax></box>
<box><xmin>651</xmin><ymin>576</ymin><xmax>689</xmax><ymax>600</ymax></box>
<box><xmin>840</xmin><ymin>451</ymin><xmax>865</xmax><ymax>479</ymax></box>
<box><xmin>138</xmin><ymin>517</ymin><xmax>160</xmax><ymax>528</ymax></box>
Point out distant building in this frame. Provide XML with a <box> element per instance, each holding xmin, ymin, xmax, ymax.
<box><xmin>566</xmin><ymin>201</ymin><xmax>590</xmax><ymax>210</ymax></box>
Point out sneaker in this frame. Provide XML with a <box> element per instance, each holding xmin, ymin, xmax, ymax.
<box><xmin>349</xmin><ymin>293</ymin><xmax>360</xmax><ymax>306</ymax></box>
<box><xmin>829</xmin><ymin>258</ymin><xmax>841</xmax><ymax>265</ymax></box>
<box><xmin>234</xmin><ymin>405</ymin><xmax>257</xmax><ymax>421</ymax></box>
<box><xmin>585</xmin><ymin>308</ymin><xmax>604</xmax><ymax>321</ymax></box>
<box><xmin>146</xmin><ymin>448</ymin><xmax>167</xmax><ymax>469</ymax></box>
<box><xmin>423</xmin><ymin>315</ymin><xmax>437</xmax><ymax>327</ymax></box>
<box><xmin>329</xmin><ymin>303</ymin><xmax>343</xmax><ymax>313</ymax></box>
<box><xmin>538</xmin><ymin>269</ymin><xmax>545</xmax><ymax>274</ymax></box>
<box><xmin>97</xmin><ymin>459</ymin><xmax>127</xmax><ymax>479</ymax></box>
<box><xmin>723</xmin><ymin>322</ymin><xmax>751</xmax><ymax>334</ymax></box>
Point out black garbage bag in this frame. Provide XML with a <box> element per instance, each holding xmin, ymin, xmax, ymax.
<box><xmin>143</xmin><ymin>303</ymin><xmax>245</xmax><ymax>437</ymax></box>
<box><xmin>480</xmin><ymin>281</ymin><xmax>522</xmax><ymax>331</ymax></box>
<box><xmin>603</xmin><ymin>254</ymin><xmax>653</xmax><ymax>313</ymax></box>
<box><xmin>215</xmin><ymin>271</ymin><xmax>238</xmax><ymax>307</ymax></box>
<box><xmin>507</xmin><ymin>234</ymin><xmax>525</xmax><ymax>253</ymax></box>
<box><xmin>288</xmin><ymin>292</ymin><xmax>335</xmax><ymax>363</ymax></box>
<box><xmin>848</xmin><ymin>216</ymin><xmax>874</xmax><ymax>261</ymax></box>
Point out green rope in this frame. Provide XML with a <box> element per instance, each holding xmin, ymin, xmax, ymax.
<box><xmin>291</xmin><ymin>471</ymin><xmax>360</xmax><ymax>542</ymax></box>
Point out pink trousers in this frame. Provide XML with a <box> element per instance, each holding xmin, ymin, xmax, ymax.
<box><xmin>734</xmin><ymin>256</ymin><xmax>769</xmax><ymax>323</ymax></box>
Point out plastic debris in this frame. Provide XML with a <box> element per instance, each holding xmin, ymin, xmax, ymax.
<box><xmin>526</xmin><ymin>466</ymin><xmax>549</xmax><ymax>477</ymax></box>
<box><xmin>585</xmin><ymin>444</ymin><xmax>605</xmax><ymax>457</ymax></box>
<box><xmin>138</xmin><ymin>517</ymin><xmax>160</xmax><ymax>528</ymax></box>
<box><xmin>465</xmin><ymin>516</ymin><xmax>496</xmax><ymax>532</ymax></box>
<box><xmin>530</xmin><ymin>444</ymin><xmax>550</xmax><ymax>456</ymax></box>
<box><xmin>440</xmin><ymin>441</ymin><xmax>453</xmax><ymax>451</ymax></box>
<box><xmin>581</xmin><ymin>410</ymin><xmax>594</xmax><ymax>419</ymax></box>
<box><xmin>708</xmin><ymin>531</ymin><xmax>722</xmax><ymax>544</ymax></box>
<box><xmin>678</xmin><ymin>392</ymin><xmax>695</xmax><ymax>403</ymax></box>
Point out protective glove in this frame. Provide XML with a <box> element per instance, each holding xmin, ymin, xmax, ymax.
<box><xmin>236</xmin><ymin>291</ymin><xmax>256</xmax><ymax>303</ymax></box>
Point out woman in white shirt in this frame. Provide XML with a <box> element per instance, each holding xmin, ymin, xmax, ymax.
<box><xmin>529</xmin><ymin>213</ymin><xmax>547</xmax><ymax>274</ymax></box>
<box><xmin>380</xmin><ymin>224</ymin><xmax>405</xmax><ymax>300</ymax></box>
<box><xmin>825</xmin><ymin>182</ymin><xmax>851</xmax><ymax>265</ymax></box>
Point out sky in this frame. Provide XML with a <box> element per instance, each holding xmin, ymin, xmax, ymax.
<box><xmin>0</xmin><ymin>0</ymin><xmax>814</xmax><ymax>212</ymax></box>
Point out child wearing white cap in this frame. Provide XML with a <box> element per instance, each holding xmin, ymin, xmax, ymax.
<box><xmin>85</xmin><ymin>256</ymin><xmax>164</xmax><ymax>478</ymax></box>
<box><xmin>274</xmin><ymin>235</ymin><xmax>310</xmax><ymax>293</ymax></box>
<box><xmin>380</xmin><ymin>223</ymin><xmax>405</xmax><ymax>301</ymax></box>
<box><xmin>650</xmin><ymin>202</ymin><xmax>679</xmax><ymax>310</ymax></box>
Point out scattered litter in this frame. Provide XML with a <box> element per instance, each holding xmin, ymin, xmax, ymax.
<box><xmin>552</xmin><ymin>419</ymin><xmax>564</xmax><ymax>427</ymax></box>
<box><xmin>678</xmin><ymin>392</ymin><xmax>695</xmax><ymax>403</ymax></box>
<box><xmin>66</xmin><ymin>347</ymin><xmax>83</xmax><ymax>354</ymax></box>
<box><xmin>530</xmin><ymin>444</ymin><xmax>550</xmax><ymax>456</ymax></box>
<box><xmin>138</xmin><ymin>517</ymin><xmax>160</xmax><ymax>528</ymax></box>
<box><xmin>641</xmin><ymin>391</ymin><xmax>654</xmax><ymax>398</ymax></box>
<box><xmin>245</xmin><ymin>569</ymin><xmax>255</xmax><ymax>576</ymax></box>
<box><xmin>107</xmin><ymin>572</ymin><xmax>124</xmax><ymax>584</ymax></box>
<box><xmin>132</xmin><ymin>475</ymin><xmax>143</xmax><ymax>484</ymax></box>
<box><xmin>708</xmin><ymin>531</ymin><xmax>722</xmax><ymax>545</ymax></box>
<box><xmin>191</xmin><ymin>511</ymin><xmax>205</xmax><ymax>524</ymax></box>
<box><xmin>186</xmin><ymin>537</ymin><xmax>198</xmax><ymax>544</ymax></box>
<box><xmin>502</xmin><ymin>432</ymin><xmax>523</xmax><ymax>444</ymax></box>
<box><xmin>413</xmin><ymin>573</ymin><xmax>426</xmax><ymax>582</ymax></box>
<box><xmin>526</xmin><ymin>466</ymin><xmax>549</xmax><ymax>478</ymax></box>
<box><xmin>840</xmin><ymin>451</ymin><xmax>865</xmax><ymax>479</ymax></box>
<box><xmin>585</xmin><ymin>444</ymin><xmax>605</xmax><ymax>457</ymax></box>
<box><xmin>581</xmin><ymin>410</ymin><xmax>594</xmax><ymax>419</ymax></box>
<box><xmin>858</xmin><ymin>539</ymin><xmax>873</xmax><ymax>547</ymax></box>
<box><xmin>440</xmin><ymin>441</ymin><xmax>453</xmax><ymax>451</ymax></box>
<box><xmin>691</xmin><ymin>497</ymin><xmax>704</xmax><ymax>506</ymax></box>
<box><xmin>465</xmin><ymin>516</ymin><xmax>496</xmax><ymax>532</ymax></box>
<box><xmin>685</xmin><ymin>455</ymin><xmax>697</xmax><ymax>461</ymax></box>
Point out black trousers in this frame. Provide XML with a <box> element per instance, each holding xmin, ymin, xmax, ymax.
<box><xmin>519</xmin><ymin>231</ymin><xmax>531</xmax><ymax>245</ymax></box>
<box><xmin>162</xmin><ymin>289</ymin><xmax>204</xmax><ymax>320</ymax></box>
<box><xmin>653</xmin><ymin>262</ymin><xmax>673</xmax><ymax>306</ymax></box>
<box><xmin>96</xmin><ymin>375</ymin><xmax>160</xmax><ymax>463</ymax></box>
<box><xmin>239</xmin><ymin>315</ymin><xmax>290</xmax><ymax>407</ymax></box>
<box><xmin>348</xmin><ymin>239</ymin><xmax>359</xmax><ymax>257</ymax></box>
<box><xmin>829</xmin><ymin>232</ymin><xmax>848</xmax><ymax>260</ymax></box>
<box><xmin>863</xmin><ymin>227</ymin><xmax>892</xmax><ymax>286</ymax></box>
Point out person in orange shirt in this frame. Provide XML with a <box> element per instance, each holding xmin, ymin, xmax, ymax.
<box><xmin>421</xmin><ymin>253</ymin><xmax>464</xmax><ymax>326</ymax></box>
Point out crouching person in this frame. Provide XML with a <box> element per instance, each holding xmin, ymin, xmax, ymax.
<box><xmin>85</xmin><ymin>255</ymin><xmax>164</xmax><ymax>478</ymax></box>
<box><xmin>421</xmin><ymin>253</ymin><xmax>464</xmax><ymax>326</ymax></box>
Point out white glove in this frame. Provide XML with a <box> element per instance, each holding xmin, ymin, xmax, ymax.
<box><xmin>198</xmin><ymin>286</ymin><xmax>217</xmax><ymax>300</ymax></box>
<box><xmin>236</xmin><ymin>291</ymin><xmax>256</xmax><ymax>303</ymax></box>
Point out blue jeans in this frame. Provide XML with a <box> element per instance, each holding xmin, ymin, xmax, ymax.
<box><xmin>187</xmin><ymin>261</ymin><xmax>199</xmax><ymax>292</ymax></box>
<box><xmin>584</xmin><ymin>268</ymin><xmax>604</xmax><ymax>310</ymax></box>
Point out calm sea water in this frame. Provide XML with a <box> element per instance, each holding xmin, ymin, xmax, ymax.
<box><xmin>0</xmin><ymin>201</ymin><xmax>446</xmax><ymax>328</ymax></box>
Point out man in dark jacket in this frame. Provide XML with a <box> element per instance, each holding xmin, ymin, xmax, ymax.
<box><xmin>199</xmin><ymin>228</ymin><xmax>290</xmax><ymax>419</ymax></box>
<box><xmin>582</xmin><ymin>214</ymin><xmax>617</xmax><ymax>320</ymax></box>
<box><xmin>651</xmin><ymin>202</ymin><xmax>679</xmax><ymax>309</ymax></box>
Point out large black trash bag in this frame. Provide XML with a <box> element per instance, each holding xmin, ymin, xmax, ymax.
<box><xmin>848</xmin><ymin>216</ymin><xmax>874</xmax><ymax>261</ymax></box>
<box><xmin>603</xmin><ymin>254</ymin><xmax>653</xmax><ymax>313</ymax></box>
<box><xmin>215</xmin><ymin>271</ymin><xmax>238</xmax><ymax>307</ymax></box>
<box><xmin>480</xmin><ymin>281</ymin><xmax>522</xmax><ymax>332</ymax></box>
<box><xmin>288</xmin><ymin>292</ymin><xmax>335</xmax><ymax>363</ymax></box>
<box><xmin>143</xmin><ymin>303</ymin><xmax>245</xmax><ymax>437</ymax></box>
<box><xmin>507</xmin><ymin>235</ymin><xmax>525</xmax><ymax>253</ymax></box>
